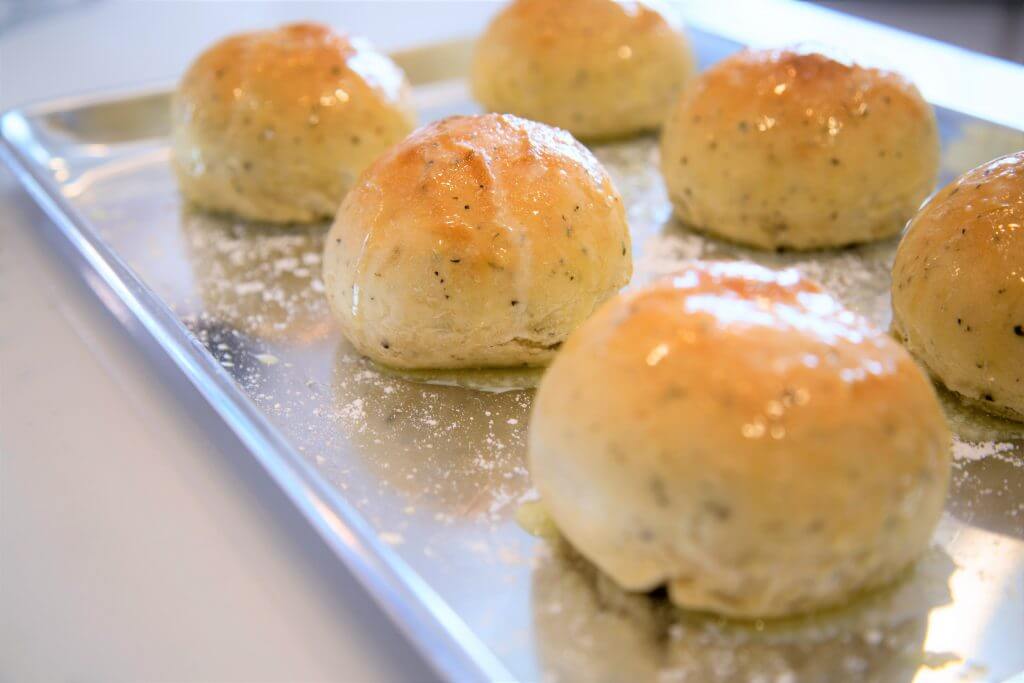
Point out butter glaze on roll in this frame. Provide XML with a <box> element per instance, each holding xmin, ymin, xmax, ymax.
<box><xmin>172</xmin><ymin>23</ymin><xmax>415</xmax><ymax>223</ymax></box>
<box><xmin>472</xmin><ymin>0</ymin><xmax>696</xmax><ymax>140</ymax></box>
<box><xmin>892</xmin><ymin>152</ymin><xmax>1024</xmax><ymax>421</ymax></box>
<box><xmin>660</xmin><ymin>48</ymin><xmax>939</xmax><ymax>250</ymax></box>
<box><xmin>322</xmin><ymin>113</ymin><xmax>632</xmax><ymax>369</ymax></box>
<box><xmin>529</xmin><ymin>261</ymin><xmax>950</xmax><ymax>618</ymax></box>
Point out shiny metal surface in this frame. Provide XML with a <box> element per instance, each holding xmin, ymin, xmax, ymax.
<box><xmin>3</xmin><ymin>31</ymin><xmax>1024</xmax><ymax>683</ymax></box>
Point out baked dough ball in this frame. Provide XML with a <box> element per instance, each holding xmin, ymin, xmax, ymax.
<box><xmin>660</xmin><ymin>48</ymin><xmax>939</xmax><ymax>250</ymax></box>
<box><xmin>172</xmin><ymin>23</ymin><xmax>416</xmax><ymax>223</ymax></box>
<box><xmin>892</xmin><ymin>151</ymin><xmax>1024</xmax><ymax>421</ymax></box>
<box><xmin>529</xmin><ymin>261</ymin><xmax>950</xmax><ymax>618</ymax></box>
<box><xmin>472</xmin><ymin>0</ymin><xmax>696</xmax><ymax>140</ymax></box>
<box><xmin>322</xmin><ymin>113</ymin><xmax>632</xmax><ymax>369</ymax></box>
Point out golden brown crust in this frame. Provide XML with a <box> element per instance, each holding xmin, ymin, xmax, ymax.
<box><xmin>530</xmin><ymin>261</ymin><xmax>950</xmax><ymax>618</ymax></box>
<box><xmin>892</xmin><ymin>151</ymin><xmax>1024</xmax><ymax>421</ymax></box>
<box><xmin>660</xmin><ymin>48</ymin><xmax>939</xmax><ymax>249</ymax></box>
<box><xmin>172</xmin><ymin>23</ymin><xmax>415</xmax><ymax>223</ymax></box>
<box><xmin>322</xmin><ymin>113</ymin><xmax>632</xmax><ymax>369</ymax></box>
<box><xmin>472</xmin><ymin>0</ymin><xmax>695</xmax><ymax>140</ymax></box>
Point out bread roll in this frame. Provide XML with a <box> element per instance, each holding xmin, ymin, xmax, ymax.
<box><xmin>472</xmin><ymin>0</ymin><xmax>696</xmax><ymax>140</ymax></box>
<box><xmin>892</xmin><ymin>151</ymin><xmax>1024</xmax><ymax>421</ymax></box>
<box><xmin>529</xmin><ymin>261</ymin><xmax>950</xmax><ymax>618</ymax></box>
<box><xmin>322</xmin><ymin>113</ymin><xmax>632</xmax><ymax>369</ymax></box>
<box><xmin>660</xmin><ymin>48</ymin><xmax>939</xmax><ymax>250</ymax></box>
<box><xmin>172</xmin><ymin>23</ymin><xmax>415</xmax><ymax>223</ymax></box>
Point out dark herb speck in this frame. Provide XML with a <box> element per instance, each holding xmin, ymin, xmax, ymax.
<box><xmin>650</xmin><ymin>478</ymin><xmax>670</xmax><ymax>508</ymax></box>
<box><xmin>704</xmin><ymin>500</ymin><xmax>731</xmax><ymax>521</ymax></box>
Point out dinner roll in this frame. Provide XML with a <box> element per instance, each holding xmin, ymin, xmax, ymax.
<box><xmin>529</xmin><ymin>261</ymin><xmax>950</xmax><ymax>618</ymax></box>
<box><xmin>892</xmin><ymin>152</ymin><xmax>1024</xmax><ymax>421</ymax></box>
<box><xmin>172</xmin><ymin>23</ymin><xmax>415</xmax><ymax>223</ymax></box>
<box><xmin>660</xmin><ymin>48</ymin><xmax>939</xmax><ymax>250</ymax></box>
<box><xmin>472</xmin><ymin>0</ymin><xmax>696</xmax><ymax>140</ymax></box>
<box><xmin>322</xmin><ymin>113</ymin><xmax>632</xmax><ymax>369</ymax></box>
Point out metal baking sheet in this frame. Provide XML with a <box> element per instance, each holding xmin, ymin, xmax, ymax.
<box><xmin>4</xmin><ymin>27</ymin><xmax>1024</xmax><ymax>683</ymax></box>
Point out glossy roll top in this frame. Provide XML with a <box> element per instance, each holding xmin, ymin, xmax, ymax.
<box><xmin>660</xmin><ymin>48</ymin><xmax>939</xmax><ymax>249</ymax></box>
<box><xmin>892</xmin><ymin>151</ymin><xmax>1024</xmax><ymax>421</ymax></box>
<box><xmin>472</xmin><ymin>0</ymin><xmax>696</xmax><ymax>140</ymax></box>
<box><xmin>530</xmin><ymin>261</ymin><xmax>950</xmax><ymax>618</ymax></box>
<box><xmin>172</xmin><ymin>22</ymin><xmax>416</xmax><ymax>223</ymax></box>
<box><xmin>322</xmin><ymin>113</ymin><xmax>632</xmax><ymax>369</ymax></box>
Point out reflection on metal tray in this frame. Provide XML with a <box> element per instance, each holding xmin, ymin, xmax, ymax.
<box><xmin>3</xmin><ymin>26</ymin><xmax>1024</xmax><ymax>683</ymax></box>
